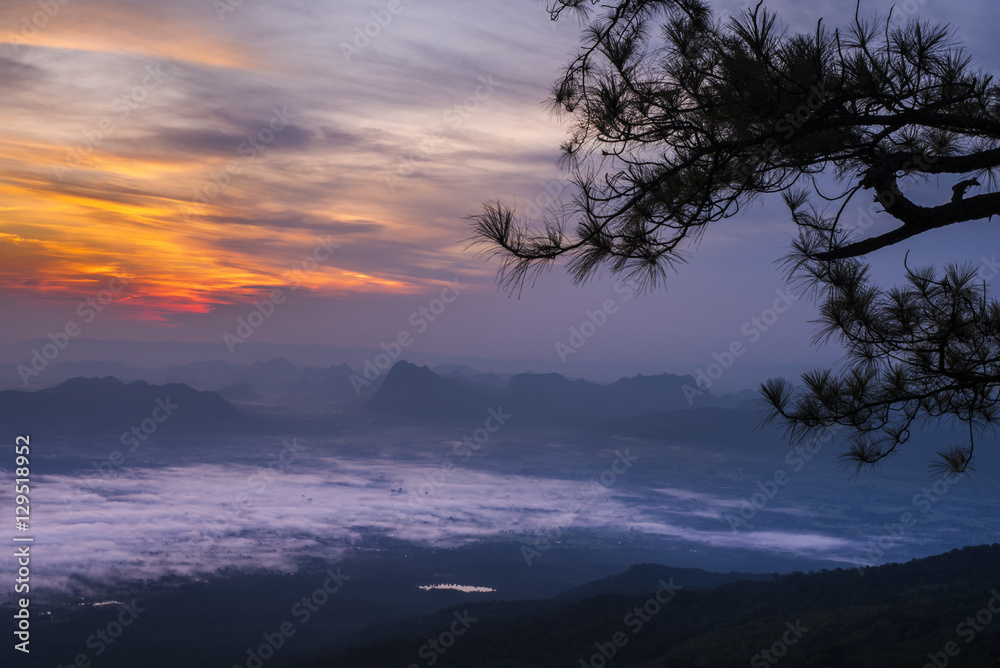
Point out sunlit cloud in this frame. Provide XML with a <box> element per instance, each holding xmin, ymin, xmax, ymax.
<box><xmin>0</xmin><ymin>0</ymin><xmax>575</xmax><ymax>326</ymax></box>
<box><xmin>3</xmin><ymin>0</ymin><xmax>993</xmax><ymax>366</ymax></box>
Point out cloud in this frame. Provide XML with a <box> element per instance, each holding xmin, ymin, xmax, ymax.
<box><xmin>0</xmin><ymin>0</ymin><xmax>575</xmax><ymax>322</ymax></box>
<box><xmin>3</xmin><ymin>0</ymin><xmax>997</xmax><ymax>365</ymax></box>
<box><xmin>2</xmin><ymin>452</ymin><xmax>875</xmax><ymax>600</ymax></box>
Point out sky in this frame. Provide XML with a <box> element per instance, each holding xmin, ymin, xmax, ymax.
<box><xmin>2</xmin><ymin>0</ymin><xmax>999</xmax><ymax>378</ymax></box>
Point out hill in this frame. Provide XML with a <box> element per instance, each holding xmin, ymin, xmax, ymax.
<box><xmin>294</xmin><ymin>543</ymin><xmax>1000</xmax><ymax>667</ymax></box>
<box><xmin>0</xmin><ymin>376</ymin><xmax>242</xmax><ymax>434</ymax></box>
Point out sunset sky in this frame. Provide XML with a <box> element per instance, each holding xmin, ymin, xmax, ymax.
<box><xmin>3</xmin><ymin>0</ymin><xmax>999</xmax><ymax>374</ymax></box>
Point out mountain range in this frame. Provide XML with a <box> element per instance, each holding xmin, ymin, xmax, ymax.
<box><xmin>0</xmin><ymin>359</ymin><xmax>765</xmax><ymax>435</ymax></box>
<box><xmin>0</xmin><ymin>376</ymin><xmax>242</xmax><ymax>434</ymax></box>
<box><xmin>366</xmin><ymin>360</ymin><xmax>756</xmax><ymax>424</ymax></box>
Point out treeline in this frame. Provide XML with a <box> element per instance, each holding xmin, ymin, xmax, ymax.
<box><xmin>292</xmin><ymin>544</ymin><xmax>1000</xmax><ymax>667</ymax></box>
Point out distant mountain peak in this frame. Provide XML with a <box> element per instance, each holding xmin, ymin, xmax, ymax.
<box><xmin>384</xmin><ymin>359</ymin><xmax>434</xmax><ymax>379</ymax></box>
<box><xmin>50</xmin><ymin>375</ymin><xmax>127</xmax><ymax>392</ymax></box>
<box><xmin>250</xmin><ymin>356</ymin><xmax>299</xmax><ymax>371</ymax></box>
<box><xmin>366</xmin><ymin>363</ymin><xmax>741</xmax><ymax>424</ymax></box>
<box><xmin>367</xmin><ymin>361</ymin><xmax>493</xmax><ymax>417</ymax></box>
<box><xmin>0</xmin><ymin>375</ymin><xmax>243</xmax><ymax>433</ymax></box>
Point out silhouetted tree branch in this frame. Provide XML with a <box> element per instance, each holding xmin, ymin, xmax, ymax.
<box><xmin>471</xmin><ymin>0</ymin><xmax>1000</xmax><ymax>473</ymax></box>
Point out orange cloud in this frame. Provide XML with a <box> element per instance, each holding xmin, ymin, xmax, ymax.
<box><xmin>0</xmin><ymin>2</ymin><xmax>258</xmax><ymax>70</ymax></box>
<box><xmin>0</xmin><ymin>145</ymin><xmax>420</xmax><ymax>322</ymax></box>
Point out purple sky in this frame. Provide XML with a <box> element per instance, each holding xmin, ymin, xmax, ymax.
<box><xmin>2</xmin><ymin>0</ymin><xmax>999</xmax><ymax>377</ymax></box>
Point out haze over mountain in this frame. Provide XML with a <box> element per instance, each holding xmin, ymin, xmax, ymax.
<box><xmin>0</xmin><ymin>338</ymin><xmax>823</xmax><ymax>393</ymax></box>
<box><xmin>366</xmin><ymin>360</ymin><xmax>757</xmax><ymax>423</ymax></box>
<box><xmin>0</xmin><ymin>376</ymin><xmax>242</xmax><ymax>433</ymax></box>
<box><xmin>2</xmin><ymin>355</ymin><xmax>997</xmax><ymax>668</ymax></box>
<box><xmin>0</xmin><ymin>357</ymin><xmax>765</xmax><ymax>430</ymax></box>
